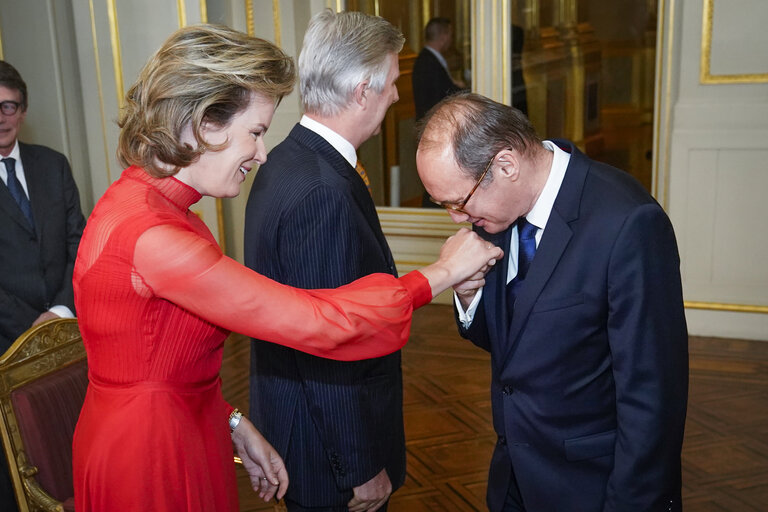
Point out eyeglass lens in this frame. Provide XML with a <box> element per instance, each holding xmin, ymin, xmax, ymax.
<box><xmin>0</xmin><ymin>101</ymin><xmax>20</xmax><ymax>115</ymax></box>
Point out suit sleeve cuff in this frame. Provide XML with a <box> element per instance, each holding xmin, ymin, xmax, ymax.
<box><xmin>399</xmin><ymin>271</ymin><xmax>432</xmax><ymax>310</ymax></box>
<box><xmin>454</xmin><ymin>289</ymin><xmax>483</xmax><ymax>328</ymax></box>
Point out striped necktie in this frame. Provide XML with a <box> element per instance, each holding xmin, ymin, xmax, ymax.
<box><xmin>355</xmin><ymin>160</ymin><xmax>372</xmax><ymax>197</ymax></box>
<box><xmin>2</xmin><ymin>157</ymin><xmax>35</xmax><ymax>231</ymax></box>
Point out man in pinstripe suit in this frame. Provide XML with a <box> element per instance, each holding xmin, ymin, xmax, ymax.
<box><xmin>244</xmin><ymin>10</ymin><xmax>405</xmax><ymax>512</ymax></box>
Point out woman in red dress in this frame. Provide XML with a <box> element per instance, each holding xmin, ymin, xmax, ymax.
<box><xmin>72</xmin><ymin>24</ymin><xmax>502</xmax><ymax>512</ymax></box>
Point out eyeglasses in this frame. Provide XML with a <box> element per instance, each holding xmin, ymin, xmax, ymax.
<box><xmin>429</xmin><ymin>154</ymin><xmax>494</xmax><ymax>214</ymax></box>
<box><xmin>0</xmin><ymin>101</ymin><xmax>22</xmax><ymax>116</ymax></box>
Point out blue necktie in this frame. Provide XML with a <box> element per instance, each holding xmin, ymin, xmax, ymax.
<box><xmin>507</xmin><ymin>217</ymin><xmax>538</xmax><ymax>314</ymax></box>
<box><xmin>3</xmin><ymin>157</ymin><xmax>35</xmax><ymax>231</ymax></box>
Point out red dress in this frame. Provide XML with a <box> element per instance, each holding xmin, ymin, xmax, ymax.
<box><xmin>72</xmin><ymin>167</ymin><xmax>431</xmax><ymax>511</ymax></box>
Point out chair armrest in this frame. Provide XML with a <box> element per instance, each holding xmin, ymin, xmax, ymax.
<box><xmin>20</xmin><ymin>465</ymin><xmax>64</xmax><ymax>512</ymax></box>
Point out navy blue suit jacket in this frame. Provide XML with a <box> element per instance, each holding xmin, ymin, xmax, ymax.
<box><xmin>244</xmin><ymin>124</ymin><xmax>404</xmax><ymax>507</ymax></box>
<box><xmin>0</xmin><ymin>142</ymin><xmax>85</xmax><ymax>352</ymax></box>
<box><xmin>460</xmin><ymin>141</ymin><xmax>688</xmax><ymax>512</ymax></box>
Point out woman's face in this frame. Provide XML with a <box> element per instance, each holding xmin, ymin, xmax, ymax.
<box><xmin>176</xmin><ymin>92</ymin><xmax>276</xmax><ymax>198</ymax></box>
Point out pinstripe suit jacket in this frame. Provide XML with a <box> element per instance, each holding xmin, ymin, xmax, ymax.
<box><xmin>244</xmin><ymin>124</ymin><xmax>404</xmax><ymax>507</ymax></box>
<box><xmin>0</xmin><ymin>142</ymin><xmax>85</xmax><ymax>352</ymax></box>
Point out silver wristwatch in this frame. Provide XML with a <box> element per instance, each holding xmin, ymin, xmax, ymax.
<box><xmin>229</xmin><ymin>408</ymin><xmax>243</xmax><ymax>432</ymax></box>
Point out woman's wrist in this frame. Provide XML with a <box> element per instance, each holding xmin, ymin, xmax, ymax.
<box><xmin>419</xmin><ymin>262</ymin><xmax>453</xmax><ymax>298</ymax></box>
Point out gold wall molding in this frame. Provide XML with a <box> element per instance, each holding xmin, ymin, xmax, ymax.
<box><xmin>700</xmin><ymin>0</ymin><xmax>768</xmax><ymax>84</ymax></box>
<box><xmin>272</xmin><ymin>0</ymin><xmax>282</xmax><ymax>46</ymax></box>
<box><xmin>492</xmin><ymin>0</ymin><xmax>498</xmax><ymax>99</ymax></box>
<box><xmin>685</xmin><ymin>301</ymin><xmax>768</xmax><ymax>315</ymax></box>
<box><xmin>653</xmin><ymin>0</ymin><xmax>674</xmax><ymax>210</ymax></box>
<box><xmin>89</xmin><ymin>0</ymin><xmax>113</xmax><ymax>184</ymax></box>
<box><xmin>199</xmin><ymin>0</ymin><xmax>208</xmax><ymax>23</ymax></box>
<box><xmin>106</xmin><ymin>0</ymin><xmax>125</xmax><ymax>110</ymax></box>
<box><xmin>0</xmin><ymin>17</ymin><xmax>4</xmax><ymax>59</ymax></box>
<box><xmin>177</xmin><ymin>0</ymin><xmax>187</xmax><ymax>27</ymax></box>
<box><xmin>246</xmin><ymin>0</ymin><xmax>254</xmax><ymax>35</ymax></box>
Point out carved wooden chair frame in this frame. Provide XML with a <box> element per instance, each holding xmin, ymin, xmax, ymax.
<box><xmin>0</xmin><ymin>318</ymin><xmax>84</xmax><ymax>512</ymax></box>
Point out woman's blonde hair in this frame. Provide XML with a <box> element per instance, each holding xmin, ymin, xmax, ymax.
<box><xmin>118</xmin><ymin>24</ymin><xmax>295</xmax><ymax>177</ymax></box>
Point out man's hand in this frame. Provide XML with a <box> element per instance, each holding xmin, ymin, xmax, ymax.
<box><xmin>454</xmin><ymin>267</ymin><xmax>490</xmax><ymax>309</ymax></box>
<box><xmin>31</xmin><ymin>311</ymin><xmax>58</xmax><ymax>327</ymax></box>
<box><xmin>347</xmin><ymin>468</ymin><xmax>391</xmax><ymax>512</ymax></box>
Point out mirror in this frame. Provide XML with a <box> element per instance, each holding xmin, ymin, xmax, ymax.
<box><xmin>347</xmin><ymin>0</ymin><xmax>472</xmax><ymax>207</ymax></box>
<box><xmin>348</xmin><ymin>0</ymin><xmax>657</xmax><ymax>208</ymax></box>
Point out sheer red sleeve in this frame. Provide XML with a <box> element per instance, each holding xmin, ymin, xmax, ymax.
<box><xmin>134</xmin><ymin>224</ymin><xmax>430</xmax><ymax>361</ymax></box>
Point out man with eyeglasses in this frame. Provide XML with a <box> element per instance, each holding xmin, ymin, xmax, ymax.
<box><xmin>0</xmin><ymin>59</ymin><xmax>86</xmax><ymax>385</ymax></box>
<box><xmin>416</xmin><ymin>92</ymin><xmax>688</xmax><ymax>512</ymax></box>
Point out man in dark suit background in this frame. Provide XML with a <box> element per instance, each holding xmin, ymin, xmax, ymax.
<box><xmin>244</xmin><ymin>10</ymin><xmax>404</xmax><ymax>512</ymax></box>
<box><xmin>0</xmin><ymin>61</ymin><xmax>86</xmax><ymax>511</ymax></box>
<box><xmin>416</xmin><ymin>93</ymin><xmax>688</xmax><ymax>511</ymax></box>
<box><xmin>412</xmin><ymin>17</ymin><xmax>465</xmax><ymax>121</ymax></box>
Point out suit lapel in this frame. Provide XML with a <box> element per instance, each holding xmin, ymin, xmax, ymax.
<box><xmin>501</xmin><ymin>211</ymin><xmax>572</xmax><ymax>363</ymax></box>
<box><xmin>289</xmin><ymin>125</ymin><xmax>396</xmax><ymax>272</ymax></box>
<box><xmin>487</xmin><ymin>228</ymin><xmax>513</xmax><ymax>370</ymax></box>
<box><xmin>0</xmin><ymin>143</ymin><xmax>36</xmax><ymax>235</ymax></box>
<box><xmin>20</xmin><ymin>143</ymin><xmax>47</xmax><ymax>235</ymax></box>
<box><xmin>499</xmin><ymin>139</ymin><xmax>588</xmax><ymax>365</ymax></box>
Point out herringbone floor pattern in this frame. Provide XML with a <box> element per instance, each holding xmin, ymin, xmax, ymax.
<box><xmin>221</xmin><ymin>304</ymin><xmax>768</xmax><ymax>511</ymax></box>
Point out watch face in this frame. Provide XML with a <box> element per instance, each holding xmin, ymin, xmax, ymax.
<box><xmin>229</xmin><ymin>410</ymin><xmax>242</xmax><ymax>431</ymax></box>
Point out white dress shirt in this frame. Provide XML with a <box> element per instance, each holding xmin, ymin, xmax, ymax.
<box><xmin>456</xmin><ymin>140</ymin><xmax>571</xmax><ymax>326</ymax></box>
<box><xmin>0</xmin><ymin>140</ymin><xmax>30</xmax><ymax>196</ymax></box>
<box><xmin>300</xmin><ymin>115</ymin><xmax>357</xmax><ymax>168</ymax></box>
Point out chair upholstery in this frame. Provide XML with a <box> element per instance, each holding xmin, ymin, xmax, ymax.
<box><xmin>0</xmin><ymin>318</ymin><xmax>86</xmax><ymax>512</ymax></box>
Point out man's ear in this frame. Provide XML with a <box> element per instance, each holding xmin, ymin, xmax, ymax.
<box><xmin>353</xmin><ymin>81</ymin><xmax>369</xmax><ymax>108</ymax></box>
<box><xmin>495</xmin><ymin>149</ymin><xmax>521</xmax><ymax>182</ymax></box>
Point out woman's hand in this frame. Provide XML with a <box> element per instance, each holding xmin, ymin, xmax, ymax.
<box><xmin>420</xmin><ymin>228</ymin><xmax>504</xmax><ymax>297</ymax></box>
<box><xmin>231</xmin><ymin>416</ymin><xmax>289</xmax><ymax>502</ymax></box>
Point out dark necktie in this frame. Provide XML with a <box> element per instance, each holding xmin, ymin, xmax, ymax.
<box><xmin>507</xmin><ymin>217</ymin><xmax>538</xmax><ymax>314</ymax></box>
<box><xmin>2</xmin><ymin>157</ymin><xmax>35</xmax><ymax>230</ymax></box>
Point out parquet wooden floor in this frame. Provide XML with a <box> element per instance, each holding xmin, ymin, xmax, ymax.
<box><xmin>221</xmin><ymin>304</ymin><xmax>768</xmax><ymax>511</ymax></box>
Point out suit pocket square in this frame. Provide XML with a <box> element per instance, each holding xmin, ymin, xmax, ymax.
<box><xmin>532</xmin><ymin>293</ymin><xmax>584</xmax><ymax>313</ymax></box>
<box><xmin>564</xmin><ymin>429</ymin><xmax>616</xmax><ymax>461</ymax></box>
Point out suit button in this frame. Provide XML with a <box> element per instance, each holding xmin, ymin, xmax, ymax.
<box><xmin>502</xmin><ymin>385</ymin><xmax>514</xmax><ymax>395</ymax></box>
<box><xmin>497</xmin><ymin>436</ymin><xmax>507</xmax><ymax>446</ymax></box>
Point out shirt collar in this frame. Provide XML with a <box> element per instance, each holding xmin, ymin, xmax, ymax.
<box><xmin>4</xmin><ymin>139</ymin><xmax>21</xmax><ymax>162</ymax></box>
<box><xmin>524</xmin><ymin>140</ymin><xmax>570</xmax><ymax>231</ymax></box>
<box><xmin>424</xmin><ymin>45</ymin><xmax>449</xmax><ymax>72</ymax></box>
<box><xmin>300</xmin><ymin>115</ymin><xmax>357</xmax><ymax>168</ymax></box>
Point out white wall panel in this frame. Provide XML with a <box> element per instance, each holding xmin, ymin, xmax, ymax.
<box><xmin>0</xmin><ymin>0</ymin><xmax>91</xmax><ymax>209</ymax></box>
<box><xmin>662</xmin><ymin>0</ymin><xmax>768</xmax><ymax>340</ymax></box>
<box><xmin>707</xmin><ymin>0</ymin><xmax>768</xmax><ymax>77</ymax></box>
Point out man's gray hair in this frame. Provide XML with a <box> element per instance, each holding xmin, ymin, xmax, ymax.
<box><xmin>299</xmin><ymin>9</ymin><xmax>404</xmax><ymax>117</ymax></box>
